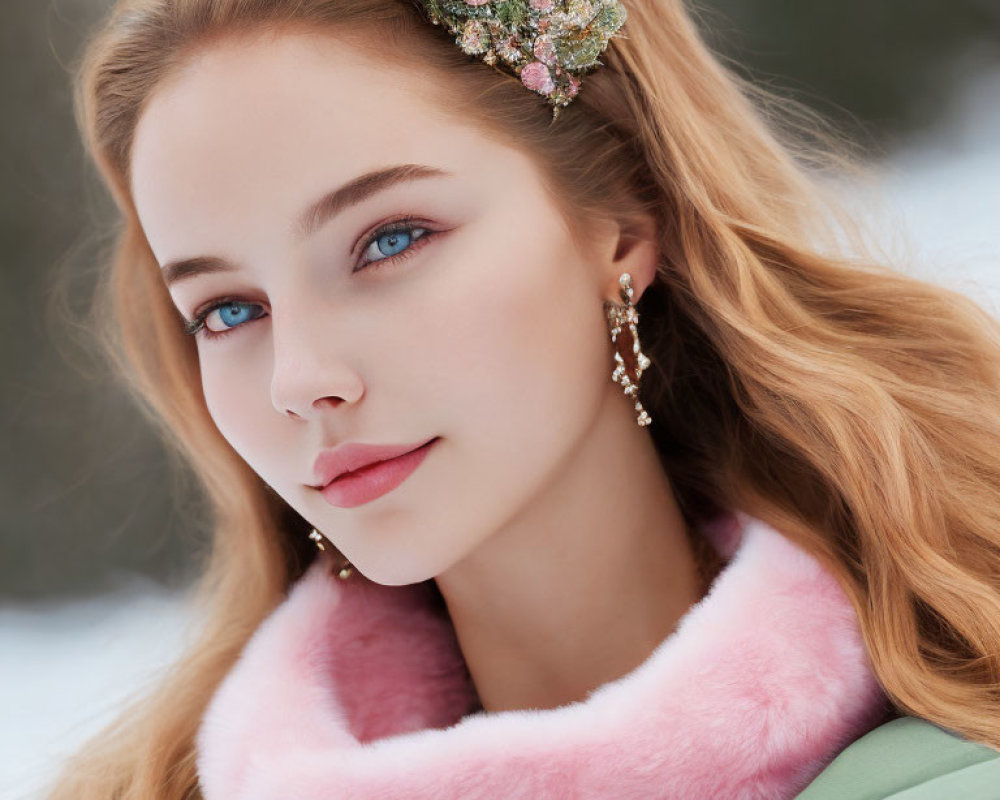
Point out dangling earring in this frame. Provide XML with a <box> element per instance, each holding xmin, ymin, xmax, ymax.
<box><xmin>308</xmin><ymin>529</ymin><xmax>354</xmax><ymax>580</ymax></box>
<box><xmin>604</xmin><ymin>272</ymin><xmax>652</xmax><ymax>427</ymax></box>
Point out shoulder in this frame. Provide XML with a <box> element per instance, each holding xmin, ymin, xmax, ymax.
<box><xmin>794</xmin><ymin>715</ymin><xmax>1000</xmax><ymax>799</ymax></box>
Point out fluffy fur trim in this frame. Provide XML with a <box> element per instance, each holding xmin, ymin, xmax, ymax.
<box><xmin>195</xmin><ymin>511</ymin><xmax>891</xmax><ymax>799</ymax></box>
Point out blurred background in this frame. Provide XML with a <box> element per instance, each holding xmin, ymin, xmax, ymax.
<box><xmin>2</xmin><ymin>0</ymin><xmax>998</xmax><ymax>797</ymax></box>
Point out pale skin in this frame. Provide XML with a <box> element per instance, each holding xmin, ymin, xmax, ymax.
<box><xmin>129</xmin><ymin>29</ymin><xmax>708</xmax><ymax>714</ymax></box>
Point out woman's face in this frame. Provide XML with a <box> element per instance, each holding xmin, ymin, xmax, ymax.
<box><xmin>130</xmin><ymin>31</ymin><xmax>642</xmax><ymax>585</ymax></box>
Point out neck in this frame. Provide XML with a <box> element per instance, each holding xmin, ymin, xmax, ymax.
<box><xmin>433</xmin><ymin>398</ymin><xmax>712</xmax><ymax>714</ymax></box>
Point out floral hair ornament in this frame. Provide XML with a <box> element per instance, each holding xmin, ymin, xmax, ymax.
<box><xmin>414</xmin><ymin>0</ymin><xmax>628</xmax><ymax>120</ymax></box>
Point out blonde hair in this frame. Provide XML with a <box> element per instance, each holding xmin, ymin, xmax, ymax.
<box><xmin>54</xmin><ymin>0</ymin><xmax>1000</xmax><ymax>796</ymax></box>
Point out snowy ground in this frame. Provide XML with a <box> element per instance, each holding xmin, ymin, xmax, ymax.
<box><xmin>3</xmin><ymin>70</ymin><xmax>998</xmax><ymax>800</ymax></box>
<box><xmin>849</xmin><ymin>66</ymin><xmax>1000</xmax><ymax>312</ymax></box>
<box><xmin>0</xmin><ymin>575</ymin><xmax>199</xmax><ymax>800</ymax></box>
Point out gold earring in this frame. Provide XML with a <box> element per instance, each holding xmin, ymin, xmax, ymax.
<box><xmin>308</xmin><ymin>529</ymin><xmax>354</xmax><ymax>580</ymax></box>
<box><xmin>604</xmin><ymin>272</ymin><xmax>652</xmax><ymax>427</ymax></box>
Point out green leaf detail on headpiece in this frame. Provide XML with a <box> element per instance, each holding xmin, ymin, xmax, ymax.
<box><xmin>494</xmin><ymin>0</ymin><xmax>529</xmax><ymax>28</ymax></box>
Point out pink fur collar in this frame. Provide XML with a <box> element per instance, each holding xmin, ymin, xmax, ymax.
<box><xmin>195</xmin><ymin>511</ymin><xmax>891</xmax><ymax>799</ymax></box>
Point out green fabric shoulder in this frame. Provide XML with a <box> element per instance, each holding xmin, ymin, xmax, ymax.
<box><xmin>794</xmin><ymin>715</ymin><xmax>1000</xmax><ymax>800</ymax></box>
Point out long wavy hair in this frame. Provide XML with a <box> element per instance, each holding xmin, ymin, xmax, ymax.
<box><xmin>52</xmin><ymin>0</ymin><xmax>1000</xmax><ymax>796</ymax></box>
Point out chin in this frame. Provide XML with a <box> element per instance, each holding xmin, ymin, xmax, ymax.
<box><xmin>356</xmin><ymin>564</ymin><xmax>439</xmax><ymax>588</ymax></box>
<box><xmin>345</xmin><ymin>548</ymin><xmax>450</xmax><ymax>587</ymax></box>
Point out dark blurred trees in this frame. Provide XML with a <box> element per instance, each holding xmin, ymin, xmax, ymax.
<box><xmin>2</xmin><ymin>0</ymin><xmax>205</xmax><ymax>598</ymax></box>
<box><xmin>2</xmin><ymin>0</ymin><xmax>998</xmax><ymax>598</ymax></box>
<box><xmin>699</xmin><ymin>0</ymin><xmax>1000</xmax><ymax>149</ymax></box>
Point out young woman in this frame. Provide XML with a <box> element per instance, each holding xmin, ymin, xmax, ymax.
<box><xmin>52</xmin><ymin>0</ymin><xmax>1000</xmax><ymax>797</ymax></box>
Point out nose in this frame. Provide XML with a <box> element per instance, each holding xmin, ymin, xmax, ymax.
<box><xmin>269</xmin><ymin>302</ymin><xmax>365</xmax><ymax>419</ymax></box>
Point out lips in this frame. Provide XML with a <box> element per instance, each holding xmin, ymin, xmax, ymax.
<box><xmin>313</xmin><ymin>437</ymin><xmax>440</xmax><ymax>509</ymax></box>
<box><xmin>312</xmin><ymin>436</ymin><xmax>439</xmax><ymax>489</ymax></box>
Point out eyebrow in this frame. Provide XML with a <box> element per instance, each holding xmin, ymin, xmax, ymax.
<box><xmin>159</xmin><ymin>163</ymin><xmax>451</xmax><ymax>287</ymax></box>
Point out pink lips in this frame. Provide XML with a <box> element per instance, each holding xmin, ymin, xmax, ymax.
<box><xmin>312</xmin><ymin>437</ymin><xmax>439</xmax><ymax>508</ymax></box>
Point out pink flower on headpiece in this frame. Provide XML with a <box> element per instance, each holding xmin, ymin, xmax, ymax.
<box><xmin>496</xmin><ymin>33</ymin><xmax>523</xmax><ymax>64</ymax></box>
<box><xmin>464</xmin><ymin>0</ymin><xmax>491</xmax><ymax>5</ymax></box>
<box><xmin>530</xmin><ymin>0</ymin><xmax>555</xmax><ymax>11</ymax></box>
<box><xmin>459</xmin><ymin>19</ymin><xmax>488</xmax><ymax>53</ymax></box>
<box><xmin>520</xmin><ymin>61</ymin><xmax>555</xmax><ymax>95</ymax></box>
<box><xmin>565</xmin><ymin>73</ymin><xmax>581</xmax><ymax>98</ymax></box>
<box><xmin>532</xmin><ymin>34</ymin><xmax>557</xmax><ymax>67</ymax></box>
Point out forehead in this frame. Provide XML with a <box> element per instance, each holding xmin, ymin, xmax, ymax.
<box><xmin>129</xmin><ymin>31</ymin><xmax>508</xmax><ymax>257</ymax></box>
<box><xmin>132</xmin><ymin>29</ymin><xmax>455</xmax><ymax>169</ymax></box>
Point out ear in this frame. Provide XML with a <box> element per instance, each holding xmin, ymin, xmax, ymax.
<box><xmin>594</xmin><ymin>213</ymin><xmax>660</xmax><ymax>305</ymax></box>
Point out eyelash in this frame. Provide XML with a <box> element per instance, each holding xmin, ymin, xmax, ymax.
<box><xmin>182</xmin><ymin>215</ymin><xmax>436</xmax><ymax>342</ymax></box>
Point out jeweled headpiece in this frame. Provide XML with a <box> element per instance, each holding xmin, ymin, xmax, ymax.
<box><xmin>415</xmin><ymin>0</ymin><xmax>628</xmax><ymax>120</ymax></box>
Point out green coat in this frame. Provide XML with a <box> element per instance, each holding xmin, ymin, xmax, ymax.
<box><xmin>794</xmin><ymin>715</ymin><xmax>1000</xmax><ymax>799</ymax></box>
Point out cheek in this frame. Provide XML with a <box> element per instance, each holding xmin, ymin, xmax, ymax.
<box><xmin>421</xmin><ymin>219</ymin><xmax>610</xmax><ymax>478</ymax></box>
<box><xmin>200</xmin><ymin>349</ymin><xmax>253</xmax><ymax>436</ymax></box>
<box><xmin>198</xmin><ymin>347</ymin><xmax>288</xmax><ymax>477</ymax></box>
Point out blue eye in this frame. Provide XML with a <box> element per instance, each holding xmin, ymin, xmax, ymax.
<box><xmin>183</xmin><ymin>300</ymin><xmax>265</xmax><ymax>340</ymax></box>
<box><xmin>357</xmin><ymin>219</ymin><xmax>432</xmax><ymax>270</ymax></box>
<box><xmin>217</xmin><ymin>303</ymin><xmax>253</xmax><ymax>327</ymax></box>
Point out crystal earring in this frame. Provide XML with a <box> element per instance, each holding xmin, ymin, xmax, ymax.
<box><xmin>604</xmin><ymin>272</ymin><xmax>652</xmax><ymax>427</ymax></box>
<box><xmin>308</xmin><ymin>529</ymin><xmax>354</xmax><ymax>580</ymax></box>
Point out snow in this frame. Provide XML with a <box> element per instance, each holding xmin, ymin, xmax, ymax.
<box><xmin>0</xmin><ymin>577</ymin><xmax>198</xmax><ymax>800</ymax></box>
